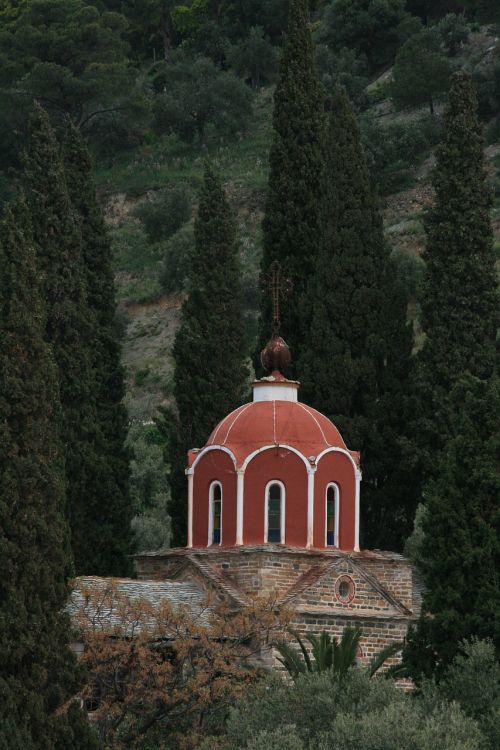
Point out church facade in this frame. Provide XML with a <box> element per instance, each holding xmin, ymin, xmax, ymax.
<box><xmin>131</xmin><ymin>334</ymin><xmax>422</xmax><ymax>670</ymax></box>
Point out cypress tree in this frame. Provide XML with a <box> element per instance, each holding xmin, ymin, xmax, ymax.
<box><xmin>416</xmin><ymin>70</ymin><xmax>499</xmax><ymax>471</ymax></box>
<box><xmin>168</xmin><ymin>164</ymin><xmax>247</xmax><ymax>545</ymax></box>
<box><xmin>257</xmin><ymin>0</ymin><xmax>326</xmax><ymax>372</ymax></box>
<box><xmin>0</xmin><ymin>197</ymin><xmax>97</xmax><ymax>749</ymax></box>
<box><xmin>405</xmin><ymin>374</ymin><xmax>500</xmax><ymax>677</ymax></box>
<box><xmin>21</xmin><ymin>105</ymin><xmax>114</xmax><ymax>576</ymax></box>
<box><xmin>62</xmin><ymin>121</ymin><xmax>133</xmax><ymax>576</ymax></box>
<box><xmin>299</xmin><ymin>86</ymin><xmax>415</xmax><ymax>550</ymax></box>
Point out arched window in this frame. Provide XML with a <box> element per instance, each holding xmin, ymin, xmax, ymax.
<box><xmin>208</xmin><ymin>482</ymin><xmax>222</xmax><ymax>545</ymax></box>
<box><xmin>265</xmin><ymin>481</ymin><xmax>285</xmax><ymax>544</ymax></box>
<box><xmin>326</xmin><ymin>484</ymin><xmax>339</xmax><ymax>547</ymax></box>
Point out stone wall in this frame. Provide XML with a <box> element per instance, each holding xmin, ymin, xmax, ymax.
<box><xmin>135</xmin><ymin>546</ymin><xmax>420</xmax><ymax>669</ymax></box>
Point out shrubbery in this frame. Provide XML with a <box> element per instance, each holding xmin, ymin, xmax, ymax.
<box><xmin>208</xmin><ymin>640</ymin><xmax>497</xmax><ymax>750</ymax></box>
<box><xmin>152</xmin><ymin>56</ymin><xmax>253</xmax><ymax>144</ymax></box>
<box><xmin>228</xmin><ymin>27</ymin><xmax>277</xmax><ymax>88</ymax></box>
<box><xmin>391</xmin><ymin>27</ymin><xmax>453</xmax><ymax>114</ymax></box>
<box><xmin>134</xmin><ymin>185</ymin><xmax>192</xmax><ymax>242</ymax></box>
<box><xmin>360</xmin><ymin>115</ymin><xmax>440</xmax><ymax>193</ymax></box>
<box><xmin>159</xmin><ymin>222</ymin><xmax>195</xmax><ymax>294</ymax></box>
<box><xmin>127</xmin><ymin>422</ymin><xmax>171</xmax><ymax>553</ymax></box>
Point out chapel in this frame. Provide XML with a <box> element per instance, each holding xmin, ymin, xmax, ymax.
<box><xmin>129</xmin><ymin>332</ymin><xmax>422</xmax><ymax>670</ymax></box>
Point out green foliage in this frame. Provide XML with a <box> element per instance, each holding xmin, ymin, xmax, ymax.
<box><xmin>225</xmin><ymin>0</ymin><xmax>290</xmax><ymax>44</ymax></box>
<box><xmin>314</xmin><ymin>44</ymin><xmax>369</xmax><ymax>105</ymax></box>
<box><xmin>168</xmin><ymin>164</ymin><xmax>248</xmax><ymax>544</ymax></box>
<box><xmin>110</xmin><ymin>220</ymin><xmax>164</xmax><ymax>302</ymax></box>
<box><xmin>415</xmin><ymin>71</ymin><xmax>499</xmax><ymax>469</ymax></box>
<box><xmin>22</xmin><ymin>105</ymin><xmax>99</xmax><ymax>574</ymax></box>
<box><xmin>276</xmin><ymin>627</ymin><xmax>361</xmax><ymax>679</ymax></box>
<box><xmin>134</xmin><ymin>185</ymin><xmax>191</xmax><ymax>242</ymax></box>
<box><xmin>247</xmin><ymin>727</ymin><xmax>305</xmax><ymax>750</ymax></box>
<box><xmin>0</xmin><ymin>0</ymin><xmax>139</xmax><ymax>167</ymax></box>
<box><xmin>228</xmin><ymin>26</ymin><xmax>277</xmax><ymax>89</ymax></box>
<box><xmin>391</xmin><ymin>249</ymin><xmax>425</xmax><ymax>301</ymax></box>
<box><xmin>0</xmin><ymin>197</ymin><xmax>98</xmax><ymax>749</ymax></box>
<box><xmin>392</xmin><ymin>27</ymin><xmax>453</xmax><ymax>114</ymax></box>
<box><xmin>409</xmin><ymin>75</ymin><xmax>500</xmax><ymax>662</ymax></box>
<box><xmin>434</xmin><ymin>639</ymin><xmax>500</xmax><ymax>748</ymax></box>
<box><xmin>299</xmin><ymin>86</ymin><xmax>415</xmax><ymax>550</ymax></box>
<box><xmin>160</xmin><ymin>221</ymin><xmax>195</xmax><ymax>293</ymax></box>
<box><xmin>63</xmin><ymin>121</ymin><xmax>133</xmax><ymax>576</ymax></box>
<box><xmin>438</xmin><ymin>13</ymin><xmax>470</xmax><ymax>56</ymax></box>
<box><xmin>127</xmin><ymin>422</ymin><xmax>171</xmax><ymax>552</ymax></box>
<box><xmin>473</xmin><ymin>62</ymin><xmax>500</xmax><ymax>122</ymax></box>
<box><xmin>222</xmin><ymin>666</ymin><xmax>486</xmax><ymax>750</ymax></box>
<box><xmin>152</xmin><ymin>56</ymin><xmax>253</xmax><ymax>144</ymax></box>
<box><xmin>464</xmin><ymin>0</ymin><xmax>500</xmax><ymax>22</ymax></box>
<box><xmin>360</xmin><ymin>114</ymin><xmax>440</xmax><ymax>194</ymax></box>
<box><xmin>317</xmin><ymin>0</ymin><xmax>412</xmax><ymax>71</ymax></box>
<box><xmin>258</xmin><ymin>0</ymin><xmax>326</xmax><ymax>374</ymax></box>
<box><xmin>407</xmin><ymin>375</ymin><xmax>500</xmax><ymax>675</ymax></box>
<box><xmin>316</xmin><ymin>699</ymin><xmax>484</xmax><ymax>750</ymax></box>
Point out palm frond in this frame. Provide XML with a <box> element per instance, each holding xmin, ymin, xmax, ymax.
<box><xmin>368</xmin><ymin>640</ymin><xmax>404</xmax><ymax>677</ymax></box>
<box><xmin>275</xmin><ymin>639</ymin><xmax>307</xmax><ymax>679</ymax></box>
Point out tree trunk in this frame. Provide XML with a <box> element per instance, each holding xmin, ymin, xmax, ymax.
<box><xmin>160</xmin><ymin>2</ymin><xmax>173</xmax><ymax>62</ymax></box>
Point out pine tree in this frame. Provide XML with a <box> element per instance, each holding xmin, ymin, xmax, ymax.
<box><xmin>299</xmin><ymin>86</ymin><xmax>415</xmax><ymax>550</ymax></box>
<box><xmin>405</xmin><ymin>375</ymin><xmax>500</xmax><ymax>677</ymax></box>
<box><xmin>257</xmin><ymin>0</ymin><xmax>326</xmax><ymax>372</ymax></box>
<box><xmin>168</xmin><ymin>164</ymin><xmax>247</xmax><ymax>545</ymax></box>
<box><xmin>416</xmin><ymin>71</ymin><xmax>499</xmax><ymax>471</ymax></box>
<box><xmin>21</xmin><ymin>104</ymin><xmax>115</xmax><ymax>576</ymax></box>
<box><xmin>62</xmin><ymin>120</ymin><xmax>133</xmax><ymax>576</ymax></box>
<box><xmin>0</xmin><ymin>197</ymin><xmax>98</xmax><ymax>749</ymax></box>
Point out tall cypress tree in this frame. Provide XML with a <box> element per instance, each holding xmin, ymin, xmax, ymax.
<box><xmin>0</xmin><ymin>197</ymin><xmax>97</xmax><ymax>749</ymax></box>
<box><xmin>62</xmin><ymin>121</ymin><xmax>132</xmax><ymax>576</ymax></box>
<box><xmin>257</xmin><ymin>0</ymin><xmax>326</xmax><ymax>372</ymax></box>
<box><xmin>21</xmin><ymin>105</ymin><xmax>116</xmax><ymax>576</ymax></box>
<box><xmin>168</xmin><ymin>164</ymin><xmax>247</xmax><ymax>545</ymax></box>
<box><xmin>404</xmin><ymin>374</ymin><xmax>500</xmax><ymax>677</ymax></box>
<box><xmin>299</xmin><ymin>86</ymin><xmax>415</xmax><ymax>550</ymax></box>
<box><xmin>415</xmin><ymin>71</ymin><xmax>499</xmax><ymax>471</ymax></box>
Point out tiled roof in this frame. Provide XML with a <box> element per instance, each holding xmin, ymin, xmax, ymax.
<box><xmin>136</xmin><ymin>545</ymin><xmax>408</xmax><ymax>562</ymax></box>
<box><xmin>204</xmin><ymin>399</ymin><xmax>348</xmax><ymax>466</ymax></box>
<box><xmin>69</xmin><ymin>576</ymin><xmax>211</xmax><ymax>635</ymax></box>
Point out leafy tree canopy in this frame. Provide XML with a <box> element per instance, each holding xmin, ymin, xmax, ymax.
<box><xmin>221</xmin><ymin>660</ymin><xmax>487</xmax><ymax>750</ymax></box>
<box><xmin>152</xmin><ymin>55</ymin><xmax>253</xmax><ymax>144</ymax></box>
<box><xmin>228</xmin><ymin>26</ymin><xmax>277</xmax><ymax>89</ymax></box>
<box><xmin>317</xmin><ymin>0</ymin><xmax>412</xmax><ymax>71</ymax></box>
<box><xmin>391</xmin><ymin>27</ymin><xmax>453</xmax><ymax>114</ymax></box>
<box><xmin>0</xmin><ymin>0</ymin><xmax>141</xmax><ymax>168</ymax></box>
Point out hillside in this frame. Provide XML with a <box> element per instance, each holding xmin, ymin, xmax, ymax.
<box><xmin>98</xmin><ymin>29</ymin><xmax>500</xmax><ymax>422</ymax></box>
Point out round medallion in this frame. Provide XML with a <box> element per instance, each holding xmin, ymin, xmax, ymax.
<box><xmin>335</xmin><ymin>575</ymin><xmax>355</xmax><ymax>604</ymax></box>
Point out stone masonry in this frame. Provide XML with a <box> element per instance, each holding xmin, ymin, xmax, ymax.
<box><xmin>135</xmin><ymin>544</ymin><xmax>422</xmax><ymax>671</ymax></box>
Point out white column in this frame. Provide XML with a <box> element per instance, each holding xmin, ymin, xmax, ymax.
<box><xmin>186</xmin><ymin>469</ymin><xmax>194</xmax><ymax>548</ymax></box>
<box><xmin>306</xmin><ymin>467</ymin><xmax>315</xmax><ymax>548</ymax></box>
<box><xmin>354</xmin><ymin>470</ymin><xmax>361</xmax><ymax>551</ymax></box>
<box><xmin>236</xmin><ymin>470</ymin><xmax>244</xmax><ymax>545</ymax></box>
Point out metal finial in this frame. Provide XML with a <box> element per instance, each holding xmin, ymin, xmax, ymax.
<box><xmin>260</xmin><ymin>261</ymin><xmax>293</xmax><ymax>374</ymax></box>
<box><xmin>260</xmin><ymin>260</ymin><xmax>292</xmax><ymax>336</ymax></box>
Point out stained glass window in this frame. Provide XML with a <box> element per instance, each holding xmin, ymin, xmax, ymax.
<box><xmin>326</xmin><ymin>485</ymin><xmax>336</xmax><ymax>546</ymax></box>
<box><xmin>267</xmin><ymin>483</ymin><xmax>282</xmax><ymax>543</ymax></box>
<box><xmin>212</xmin><ymin>483</ymin><xmax>221</xmax><ymax>544</ymax></box>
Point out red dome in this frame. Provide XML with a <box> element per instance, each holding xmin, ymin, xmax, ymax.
<box><xmin>206</xmin><ymin>400</ymin><xmax>347</xmax><ymax>467</ymax></box>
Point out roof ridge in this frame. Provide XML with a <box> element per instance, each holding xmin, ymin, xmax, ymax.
<box><xmin>188</xmin><ymin>555</ymin><xmax>248</xmax><ymax>606</ymax></box>
<box><xmin>278</xmin><ymin>562</ymin><xmax>332</xmax><ymax>605</ymax></box>
<box><xmin>348</xmin><ymin>558</ymin><xmax>413</xmax><ymax>616</ymax></box>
